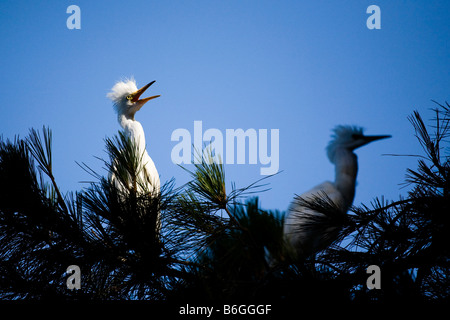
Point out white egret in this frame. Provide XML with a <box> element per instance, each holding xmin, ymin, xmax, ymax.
<box><xmin>106</xmin><ymin>79</ymin><xmax>161</xmax><ymax>196</ymax></box>
<box><xmin>283</xmin><ymin>125</ymin><xmax>391</xmax><ymax>257</ymax></box>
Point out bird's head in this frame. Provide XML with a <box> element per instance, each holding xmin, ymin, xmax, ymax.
<box><xmin>107</xmin><ymin>79</ymin><xmax>160</xmax><ymax>119</ymax></box>
<box><xmin>326</xmin><ymin>125</ymin><xmax>391</xmax><ymax>163</ymax></box>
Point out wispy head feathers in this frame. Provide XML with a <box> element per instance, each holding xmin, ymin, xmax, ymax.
<box><xmin>326</xmin><ymin>125</ymin><xmax>364</xmax><ymax>163</ymax></box>
<box><xmin>107</xmin><ymin>78</ymin><xmax>138</xmax><ymax>113</ymax></box>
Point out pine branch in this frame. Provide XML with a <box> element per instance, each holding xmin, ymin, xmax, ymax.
<box><xmin>26</xmin><ymin>126</ymin><xmax>68</xmax><ymax>213</ymax></box>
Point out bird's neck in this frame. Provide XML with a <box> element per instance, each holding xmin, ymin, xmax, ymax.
<box><xmin>118</xmin><ymin>113</ymin><xmax>133</xmax><ymax>127</ymax></box>
<box><xmin>333</xmin><ymin>148</ymin><xmax>358</xmax><ymax>209</ymax></box>
<box><xmin>118</xmin><ymin>114</ymin><xmax>146</xmax><ymax>152</ymax></box>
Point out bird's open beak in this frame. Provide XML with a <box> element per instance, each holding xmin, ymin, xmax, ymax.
<box><xmin>130</xmin><ymin>81</ymin><xmax>160</xmax><ymax>105</ymax></box>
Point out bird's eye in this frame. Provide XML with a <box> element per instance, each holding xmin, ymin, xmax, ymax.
<box><xmin>126</xmin><ymin>95</ymin><xmax>132</xmax><ymax>100</ymax></box>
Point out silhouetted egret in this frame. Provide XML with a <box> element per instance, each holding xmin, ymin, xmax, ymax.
<box><xmin>284</xmin><ymin>125</ymin><xmax>391</xmax><ymax>257</ymax></box>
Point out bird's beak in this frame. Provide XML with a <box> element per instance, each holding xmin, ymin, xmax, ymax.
<box><xmin>363</xmin><ymin>135</ymin><xmax>392</xmax><ymax>143</ymax></box>
<box><xmin>130</xmin><ymin>81</ymin><xmax>160</xmax><ymax>105</ymax></box>
<box><xmin>353</xmin><ymin>134</ymin><xmax>391</xmax><ymax>150</ymax></box>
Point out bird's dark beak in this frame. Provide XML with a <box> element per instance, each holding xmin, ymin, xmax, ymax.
<box><xmin>131</xmin><ymin>81</ymin><xmax>160</xmax><ymax>104</ymax></box>
<box><xmin>363</xmin><ymin>134</ymin><xmax>392</xmax><ymax>144</ymax></box>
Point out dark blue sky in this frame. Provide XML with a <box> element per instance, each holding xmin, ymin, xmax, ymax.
<box><xmin>1</xmin><ymin>1</ymin><xmax>449</xmax><ymax>212</ymax></box>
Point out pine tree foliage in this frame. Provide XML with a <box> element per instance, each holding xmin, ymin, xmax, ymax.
<box><xmin>0</xmin><ymin>103</ymin><xmax>449</xmax><ymax>303</ymax></box>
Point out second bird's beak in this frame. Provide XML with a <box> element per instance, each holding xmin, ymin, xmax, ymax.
<box><xmin>130</xmin><ymin>81</ymin><xmax>160</xmax><ymax>105</ymax></box>
<box><xmin>354</xmin><ymin>134</ymin><xmax>391</xmax><ymax>150</ymax></box>
<box><xmin>363</xmin><ymin>135</ymin><xmax>392</xmax><ymax>143</ymax></box>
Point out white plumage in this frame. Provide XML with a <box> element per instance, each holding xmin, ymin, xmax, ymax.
<box><xmin>283</xmin><ymin>125</ymin><xmax>391</xmax><ymax>257</ymax></box>
<box><xmin>107</xmin><ymin>78</ymin><xmax>161</xmax><ymax>196</ymax></box>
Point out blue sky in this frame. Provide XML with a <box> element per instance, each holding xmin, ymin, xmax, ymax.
<box><xmin>0</xmin><ymin>1</ymin><xmax>449</xmax><ymax>213</ymax></box>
